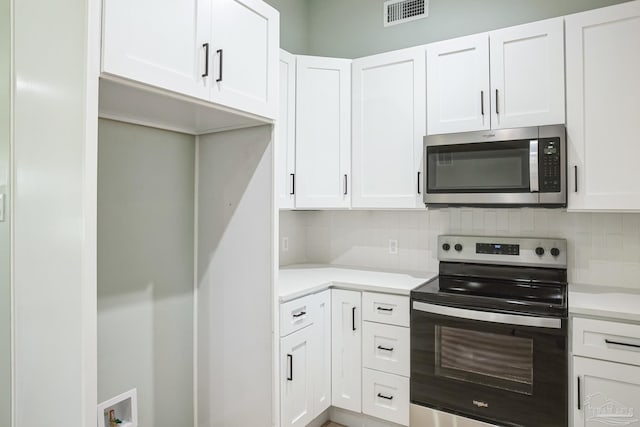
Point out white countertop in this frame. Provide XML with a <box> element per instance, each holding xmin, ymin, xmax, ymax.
<box><xmin>569</xmin><ymin>284</ymin><xmax>640</xmax><ymax>323</ymax></box>
<box><xmin>278</xmin><ymin>264</ymin><xmax>437</xmax><ymax>302</ymax></box>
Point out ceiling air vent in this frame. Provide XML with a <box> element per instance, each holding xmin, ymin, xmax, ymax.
<box><xmin>384</xmin><ymin>0</ymin><xmax>428</xmax><ymax>27</ymax></box>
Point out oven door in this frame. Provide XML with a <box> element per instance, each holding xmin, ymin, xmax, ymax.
<box><xmin>411</xmin><ymin>301</ymin><xmax>567</xmax><ymax>427</ymax></box>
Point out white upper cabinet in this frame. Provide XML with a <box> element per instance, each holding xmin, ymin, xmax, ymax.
<box><xmin>426</xmin><ymin>33</ymin><xmax>490</xmax><ymax>134</ymax></box>
<box><xmin>276</xmin><ymin>50</ymin><xmax>296</xmax><ymax>209</ymax></box>
<box><xmin>490</xmin><ymin>17</ymin><xmax>565</xmax><ymax>129</ymax></box>
<box><xmin>426</xmin><ymin>18</ymin><xmax>565</xmax><ymax>134</ymax></box>
<box><xmin>566</xmin><ymin>0</ymin><xmax>640</xmax><ymax>211</ymax></box>
<box><xmin>295</xmin><ymin>56</ymin><xmax>352</xmax><ymax>209</ymax></box>
<box><xmin>210</xmin><ymin>0</ymin><xmax>279</xmax><ymax>118</ymax></box>
<box><xmin>352</xmin><ymin>47</ymin><xmax>426</xmax><ymax>208</ymax></box>
<box><xmin>102</xmin><ymin>0</ymin><xmax>211</xmax><ymax>100</ymax></box>
<box><xmin>102</xmin><ymin>0</ymin><xmax>278</xmax><ymax>119</ymax></box>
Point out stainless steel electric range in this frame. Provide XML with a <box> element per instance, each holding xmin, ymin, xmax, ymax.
<box><xmin>410</xmin><ymin>235</ymin><xmax>568</xmax><ymax>427</ymax></box>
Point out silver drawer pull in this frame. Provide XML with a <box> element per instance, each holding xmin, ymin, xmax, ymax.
<box><xmin>377</xmin><ymin>393</ymin><xmax>393</xmax><ymax>400</ymax></box>
<box><xmin>377</xmin><ymin>345</ymin><xmax>394</xmax><ymax>352</ymax></box>
<box><xmin>605</xmin><ymin>339</ymin><xmax>640</xmax><ymax>349</ymax></box>
<box><xmin>292</xmin><ymin>311</ymin><xmax>306</xmax><ymax>318</ymax></box>
<box><xmin>377</xmin><ymin>307</ymin><xmax>393</xmax><ymax>312</ymax></box>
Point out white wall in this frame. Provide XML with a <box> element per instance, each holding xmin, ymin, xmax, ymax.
<box><xmin>12</xmin><ymin>0</ymin><xmax>97</xmax><ymax>424</ymax></box>
<box><xmin>0</xmin><ymin>0</ymin><xmax>11</xmax><ymax>421</ymax></box>
<box><xmin>197</xmin><ymin>125</ymin><xmax>274</xmax><ymax>427</ymax></box>
<box><xmin>97</xmin><ymin>119</ymin><xmax>195</xmax><ymax>427</ymax></box>
<box><xmin>280</xmin><ymin>209</ymin><xmax>640</xmax><ymax>288</ymax></box>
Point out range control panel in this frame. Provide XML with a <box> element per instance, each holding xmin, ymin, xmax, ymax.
<box><xmin>438</xmin><ymin>235</ymin><xmax>567</xmax><ymax>268</ymax></box>
<box><xmin>476</xmin><ymin>243</ymin><xmax>520</xmax><ymax>256</ymax></box>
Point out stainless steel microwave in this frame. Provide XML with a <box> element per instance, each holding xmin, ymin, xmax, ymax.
<box><xmin>423</xmin><ymin>125</ymin><xmax>566</xmax><ymax>207</ymax></box>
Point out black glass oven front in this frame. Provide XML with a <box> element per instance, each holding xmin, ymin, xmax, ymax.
<box><xmin>411</xmin><ymin>307</ymin><xmax>568</xmax><ymax>427</ymax></box>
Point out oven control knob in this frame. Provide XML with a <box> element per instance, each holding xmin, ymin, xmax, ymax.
<box><xmin>551</xmin><ymin>247</ymin><xmax>560</xmax><ymax>257</ymax></box>
<box><xmin>535</xmin><ymin>247</ymin><xmax>545</xmax><ymax>256</ymax></box>
<box><xmin>442</xmin><ymin>243</ymin><xmax>451</xmax><ymax>251</ymax></box>
<box><xmin>454</xmin><ymin>243</ymin><xmax>463</xmax><ymax>252</ymax></box>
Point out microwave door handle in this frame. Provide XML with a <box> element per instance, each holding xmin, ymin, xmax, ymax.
<box><xmin>529</xmin><ymin>139</ymin><xmax>539</xmax><ymax>193</ymax></box>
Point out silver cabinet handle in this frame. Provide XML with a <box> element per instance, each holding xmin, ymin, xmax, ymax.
<box><xmin>529</xmin><ymin>140</ymin><xmax>539</xmax><ymax>193</ymax></box>
<box><xmin>495</xmin><ymin>89</ymin><xmax>499</xmax><ymax>114</ymax></box>
<box><xmin>574</xmin><ymin>165</ymin><xmax>578</xmax><ymax>193</ymax></box>
<box><xmin>344</xmin><ymin>174</ymin><xmax>348</xmax><ymax>195</ymax></box>
<box><xmin>412</xmin><ymin>301</ymin><xmax>561</xmax><ymax>329</ymax></box>
<box><xmin>290</xmin><ymin>173</ymin><xmax>295</xmax><ymax>195</ymax></box>
<box><xmin>481</xmin><ymin>90</ymin><xmax>484</xmax><ymax>116</ymax></box>
<box><xmin>287</xmin><ymin>354</ymin><xmax>293</xmax><ymax>381</ymax></box>
<box><xmin>577</xmin><ymin>376</ymin><xmax>581</xmax><ymax>410</ymax></box>
<box><xmin>417</xmin><ymin>171</ymin><xmax>421</xmax><ymax>194</ymax></box>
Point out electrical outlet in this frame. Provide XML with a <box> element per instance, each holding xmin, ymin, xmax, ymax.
<box><xmin>282</xmin><ymin>237</ymin><xmax>289</xmax><ymax>252</ymax></box>
<box><xmin>388</xmin><ymin>239</ymin><xmax>398</xmax><ymax>254</ymax></box>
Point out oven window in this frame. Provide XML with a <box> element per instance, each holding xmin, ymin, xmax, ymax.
<box><xmin>427</xmin><ymin>141</ymin><xmax>530</xmax><ymax>193</ymax></box>
<box><xmin>435</xmin><ymin>326</ymin><xmax>533</xmax><ymax>395</ymax></box>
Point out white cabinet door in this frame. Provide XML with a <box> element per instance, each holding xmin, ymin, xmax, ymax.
<box><xmin>426</xmin><ymin>34</ymin><xmax>490</xmax><ymax>135</ymax></box>
<box><xmin>573</xmin><ymin>356</ymin><xmax>640</xmax><ymax>427</ymax></box>
<box><xmin>276</xmin><ymin>50</ymin><xmax>296</xmax><ymax>209</ymax></box>
<box><xmin>211</xmin><ymin>0</ymin><xmax>279</xmax><ymax>119</ymax></box>
<box><xmin>331</xmin><ymin>289</ymin><xmax>362</xmax><ymax>413</ymax></box>
<box><xmin>490</xmin><ymin>17</ymin><xmax>565</xmax><ymax>129</ymax></box>
<box><xmin>281</xmin><ymin>326</ymin><xmax>314</xmax><ymax>427</ymax></box>
<box><xmin>352</xmin><ymin>47</ymin><xmax>426</xmax><ymax>208</ymax></box>
<box><xmin>566</xmin><ymin>1</ymin><xmax>640</xmax><ymax>211</ymax></box>
<box><xmin>312</xmin><ymin>290</ymin><xmax>331</xmax><ymax>417</ymax></box>
<box><xmin>295</xmin><ymin>56</ymin><xmax>352</xmax><ymax>209</ymax></box>
<box><xmin>102</xmin><ymin>0</ymin><xmax>211</xmax><ymax>100</ymax></box>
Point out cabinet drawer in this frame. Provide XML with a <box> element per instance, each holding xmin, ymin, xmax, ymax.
<box><xmin>362</xmin><ymin>292</ymin><xmax>410</xmax><ymax>327</ymax></box>
<box><xmin>573</xmin><ymin>317</ymin><xmax>640</xmax><ymax>366</ymax></box>
<box><xmin>362</xmin><ymin>368</ymin><xmax>409</xmax><ymax>426</ymax></box>
<box><xmin>363</xmin><ymin>322</ymin><xmax>410</xmax><ymax>377</ymax></box>
<box><xmin>280</xmin><ymin>294</ymin><xmax>314</xmax><ymax>337</ymax></box>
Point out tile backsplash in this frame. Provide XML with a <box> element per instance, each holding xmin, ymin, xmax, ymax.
<box><xmin>279</xmin><ymin>208</ymin><xmax>640</xmax><ymax>288</ymax></box>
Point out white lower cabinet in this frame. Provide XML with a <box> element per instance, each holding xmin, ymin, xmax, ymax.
<box><xmin>362</xmin><ymin>321</ymin><xmax>410</xmax><ymax>377</ymax></box>
<box><xmin>362</xmin><ymin>368</ymin><xmax>410</xmax><ymax>426</ymax></box>
<box><xmin>331</xmin><ymin>289</ymin><xmax>362</xmax><ymax>413</ymax></box>
<box><xmin>282</xmin><ymin>289</ymin><xmax>411</xmax><ymax>426</ymax></box>
<box><xmin>280</xmin><ymin>291</ymin><xmax>331</xmax><ymax>427</ymax></box>
<box><xmin>312</xmin><ymin>290</ymin><xmax>332</xmax><ymax>415</ymax></box>
<box><xmin>572</xmin><ymin>316</ymin><xmax>640</xmax><ymax>427</ymax></box>
<box><xmin>573</xmin><ymin>357</ymin><xmax>640</xmax><ymax>427</ymax></box>
<box><xmin>281</xmin><ymin>326</ymin><xmax>314</xmax><ymax>427</ymax></box>
<box><xmin>362</xmin><ymin>293</ymin><xmax>411</xmax><ymax>426</ymax></box>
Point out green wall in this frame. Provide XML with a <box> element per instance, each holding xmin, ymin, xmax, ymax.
<box><xmin>0</xmin><ymin>0</ymin><xmax>10</xmax><ymax>423</ymax></box>
<box><xmin>98</xmin><ymin>119</ymin><xmax>195</xmax><ymax>427</ymax></box>
<box><xmin>265</xmin><ymin>0</ymin><xmax>310</xmax><ymax>54</ymax></box>
<box><xmin>304</xmin><ymin>0</ymin><xmax>631</xmax><ymax>58</ymax></box>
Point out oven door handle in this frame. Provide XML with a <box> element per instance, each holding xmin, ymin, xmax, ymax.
<box><xmin>529</xmin><ymin>139</ymin><xmax>539</xmax><ymax>193</ymax></box>
<box><xmin>412</xmin><ymin>301</ymin><xmax>562</xmax><ymax>329</ymax></box>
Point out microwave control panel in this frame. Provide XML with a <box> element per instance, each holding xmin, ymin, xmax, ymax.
<box><xmin>540</xmin><ymin>138</ymin><xmax>561</xmax><ymax>192</ymax></box>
